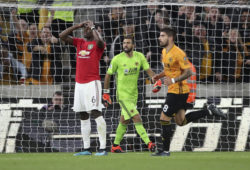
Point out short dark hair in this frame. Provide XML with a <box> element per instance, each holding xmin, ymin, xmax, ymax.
<box><xmin>160</xmin><ymin>27</ymin><xmax>176</xmax><ymax>40</ymax></box>
<box><xmin>53</xmin><ymin>91</ymin><xmax>62</xmax><ymax>97</ymax></box>
<box><xmin>123</xmin><ymin>35</ymin><xmax>134</xmax><ymax>44</ymax></box>
<box><xmin>41</xmin><ymin>26</ymin><xmax>51</xmax><ymax>32</ymax></box>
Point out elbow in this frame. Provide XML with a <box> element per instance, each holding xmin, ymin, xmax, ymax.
<box><xmin>187</xmin><ymin>69</ymin><xmax>192</xmax><ymax>77</ymax></box>
<box><xmin>97</xmin><ymin>41</ymin><xmax>105</xmax><ymax>49</ymax></box>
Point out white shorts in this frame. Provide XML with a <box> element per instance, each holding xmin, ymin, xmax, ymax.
<box><xmin>73</xmin><ymin>80</ymin><xmax>103</xmax><ymax>112</ymax></box>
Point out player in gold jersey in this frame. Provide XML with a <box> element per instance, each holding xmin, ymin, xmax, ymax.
<box><xmin>151</xmin><ymin>27</ymin><xmax>226</xmax><ymax>156</ymax></box>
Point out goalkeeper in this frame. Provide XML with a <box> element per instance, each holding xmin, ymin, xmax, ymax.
<box><xmin>103</xmin><ymin>36</ymin><xmax>159</xmax><ymax>153</ymax></box>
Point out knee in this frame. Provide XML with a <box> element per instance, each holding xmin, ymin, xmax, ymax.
<box><xmin>121</xmin><ymin>119</ymin><xmax>130</xmax><ymax>125</ymax></box>
<box><xmin>91</xmin><ymin>110</ymin><xmax>102</xmax><ymax>119</ymax></box>
<box><xmin>176</xmin><ymin>118</ymin><xmax>187</xmax><ymax>126</ymax></box>
<box><xmin>79</xmin><ymin>112</ymin><xmax>89</xmax><ymax>120</ymax></box>
<box><xmin>176</xmin><ymin>122</ymin><xmax>184</xmax><ymax>126</ymax></box>
<box><xmin>160</xmin><ymin>120</ymin><xmax>171</xmax><ymax>126</ymax></box>
<box><xmin>132</xmin><ymin>114</ymin><xmax>142</xmax><ymax>123</ymax></box>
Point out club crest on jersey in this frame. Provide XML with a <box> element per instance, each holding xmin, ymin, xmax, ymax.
<box><xmin>169</xmin><ymin>57</ymin><xmax>173</xmax><ymax>62</ymax></box>
<box><xmin>88</xmin><ymin>44</ymin><xmax>94</xmax><ymax>50</ymax></box>
<box><xmin>78</xmin><ymin>50</ymin><xmax>90</xmax><ymax>58</ymax></box>
<box><xmin>124</xmin><ymin>69</ymin><xmax>129</xmax><ymax>74</ymax></box>
<box><xmin>135</xmin><ymin>62</ymin><xmax>139</xmax><ymax>66</ymax></box>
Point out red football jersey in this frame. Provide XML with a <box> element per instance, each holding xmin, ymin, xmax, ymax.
<box><xmin>73</xmin><ymin>37</ymin><xmax>105</xmax><ymax>83</ymax></box>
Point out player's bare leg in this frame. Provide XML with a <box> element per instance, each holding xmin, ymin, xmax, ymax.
<box><xmin>111</xmin><ymin>115</ymin><xmax>128</xmax><ymax>153</ymax></box>
<box><xmin>91</xmin><ymin>110</ymin><xmax>107</xmax><ymax>156</ymax></box>
<box><xmin>132</xmin><ymin>114</ymin><xmax>156</xmax><ymax>152</ymax></box>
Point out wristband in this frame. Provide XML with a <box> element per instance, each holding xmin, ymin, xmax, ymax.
<box><xmin>91</xmin><ymin>26</ymin><xmax>96</xmax><ymax>30</ymax></box>
<box><xmin>103</xmin><ymin>89</ymin><xmax>110</xmax><ymax>93</ymax></box>
<box><xmin>171</xmin><ymin>78</ymin><xmax>175</xmax><ymax>84</ymax></box>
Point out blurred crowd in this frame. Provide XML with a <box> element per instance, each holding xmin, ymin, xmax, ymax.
<box><xmin>0</xmin><ymin>0</ymin><xmax>249</xmax><ymax>85</ymax></box>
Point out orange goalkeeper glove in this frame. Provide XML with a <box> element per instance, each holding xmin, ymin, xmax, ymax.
<box><xmin>102</xmin><ymin>90</ymin><xmax>112</xmax><ymax>107</ymax></box>
<box><xmin>152</xmin><ymin>79</ymin><xmax>162</xmax><ymax>93</ymax></box>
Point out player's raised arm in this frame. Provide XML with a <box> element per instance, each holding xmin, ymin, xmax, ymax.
<box><xmin>59</xmin><ymin>22</ymin><xmax>87</xmax><ymax>44</ymax></box>
<box><xmin>86</xmin><ymin>21</ymin><xmax>105</xmax><ymax>49</ymax></box>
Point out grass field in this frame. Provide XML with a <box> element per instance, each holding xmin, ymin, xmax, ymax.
<box><xmin>1</xmin><ymin>152</ymin><xmax>250</xmax><ymax>170</ymax></box>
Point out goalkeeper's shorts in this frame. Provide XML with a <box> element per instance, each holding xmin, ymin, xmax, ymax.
<box><xmin>118</xmin><ymin>100</ymin><xmax>139</xmax><ymax>120</ymax></box>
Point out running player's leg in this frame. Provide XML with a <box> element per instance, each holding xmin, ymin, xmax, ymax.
<box><xmin>175</xmin><ymin>94</ymin><xmax>225</xmax><ymax>126</ymax></box>
<box><xmin>112</xmin><ymin>115</ymin><xmax>129</xmax><ymax>153</ymax></box>
<box><xmin>91</xmin><ymin>110</ymin><xmax>107</xmax><ymax>155</ymax></box>
<box><xmin>152</xmin><ymin>94</ymin><xmax>176</xmax><ymax>156</ymax></box>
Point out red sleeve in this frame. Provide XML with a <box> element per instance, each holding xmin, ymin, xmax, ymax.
<box><xmin>73</xmin><ymin>37</ymin><xmax>85</xmax><ymax>47</ymax></box>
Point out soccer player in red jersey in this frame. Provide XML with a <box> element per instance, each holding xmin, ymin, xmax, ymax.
<box><xmin>59</xmin><ymin>21</ymin><xmax>107</xmax><ymax>156</ymax></box>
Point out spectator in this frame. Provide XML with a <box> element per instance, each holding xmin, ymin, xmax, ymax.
<box><xmin>204</xmin><ymin>7</ymin><xmax>223</xmax><ymax>46</ymax></box>
<box><xmin>40</xmin><ymin>91</ymin><xmax>66</xmax><ymax>111</ymax></box>
<box><xmin>0</xmin><ymin>45</ymin><xmax>27</xmax><ymax>85</ymax></box>
<box><xmin>175</xmin><ymin>5</ymin><xmax>201</xmax><ymax>51</ymax></box>
<box><xmin>155</xmin><ymin>9</ymin><xmax>170</xmax><ymax>29</ymax></box>
<box><xmin>147</xmin><ymin>9</ymin><xmax>170</xmax><ymax>73</ymax></box>
<box><xmin>28</xmin><ymin>23</ymin><xmax>39</xmax><ymax>41</ymax></box>
<box><xmin>222</xmin><ymin>14</ymin><xmax>231</xmax><ymax>39</ymax></box>
<box><xmin>140</xmin><ymin>0</ymin><xmax>160</xmax><ymax>28</ymax></box>
<box><xmin>95</xmin><ymin>23</ymin><xmax>109</xmax><ymax>81</ymax></box>
<box><xmin>190</xmin><ymin>23</ymin><xmax>215</xmax><ymax>82</ymax></box>
<box><xmin>216</xmin><ymin>29</ymin><xmax>244</xmax><ymax>82</ymax></box>
<box><xmin>26</xmin><ymin>26</ymin><xmax>63</xmax><ymax>85</ymax></box>
<box><xmin>243</xmin><ymin>43</ymin><xmax>250</xmax><ymax>82</ymax></box>
<box><xmin>40</xmin><ymin>2</ymin><xmax>75</xmax><ymax>75</ymax></box>
<box><xmin>8</xmin><ymin>9</ymin><xmax>32</xmax><ymax>71</ymax></box>
<box><xmin>239</xmin><ymin>9</ymin><xmax>250</xmax><ymax>44</ymax></box>
<box><xmin>109</xmin><ymin>19</ymin><xmax>148</xmax><ymax>59</ymax></box>
<box><xmin>100</xmin><ymin>5</ymin><xmax>125</xmax><ymax>55</ymax></box>
<box><xmin>17</xmin><ymin>0</ymin><xmax>39</xmax><ymax>24</ymax></box>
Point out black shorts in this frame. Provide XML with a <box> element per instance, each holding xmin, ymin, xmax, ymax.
<box><xmin>162</xmin><ymin>93</ymin><xmax>189</xmax><ymax>117</ymax></box>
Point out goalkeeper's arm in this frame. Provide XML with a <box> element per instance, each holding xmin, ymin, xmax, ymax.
<box><xmin>103</xmin><ymin>73</ymin><xmax>112</xmax><ymax>107</ymax></box>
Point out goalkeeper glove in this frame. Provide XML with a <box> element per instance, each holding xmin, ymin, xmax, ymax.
<box><xmin>152</xmin><ymin>80</ymin><xmax>162</xmax><ymax>93</ymax></box>
<box><xmin>102</xmin><ymin>89</ymin><xmax>112</xmax><ymax>107</ymax></box>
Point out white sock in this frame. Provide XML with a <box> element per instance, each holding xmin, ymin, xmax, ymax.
<box><xmin>95</xmin><ymin>116</ymin><xmax>106</xmax><ymax>149</ymax></box>
<box><xmin>80</xmin><ymin>119</ymin><xmax>91</xmax><ymax>149</ymax></box>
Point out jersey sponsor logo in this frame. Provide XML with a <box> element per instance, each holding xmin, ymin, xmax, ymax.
<box><xmin>135</xmin><ymin>62</ymin><xmax>139</xmax><ymax>66</ymax></box>
<box><xmin>87</xmin><ymin>44</ymin><xmax>94</xmax><ymax>50</ymax></box>
<box><xmin>124</xmin><ymin>67</ymin><xmax>137</xmax><ymax>75</ymax></box>
<box><xmin>78</xmin><ymin>50</ymin><xmax>90</xmax><ymax>58</ymax></box>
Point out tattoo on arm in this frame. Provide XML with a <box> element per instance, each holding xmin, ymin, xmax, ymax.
<box><xmin>175</xmin><ymin>68</ymin><xmax>192</xmax><ymax>82</ymax></box>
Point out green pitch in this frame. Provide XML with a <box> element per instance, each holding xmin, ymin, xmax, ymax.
<box><xmin>1</xmin><ymin>152</ymin><xmax>250</xmax><ymax>170</ymax></box>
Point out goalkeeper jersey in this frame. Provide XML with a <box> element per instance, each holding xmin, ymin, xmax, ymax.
<box><xmin>107</xmin><ymin>51</ymin><xmax>149</xmax><ymax>101</ymax></box>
